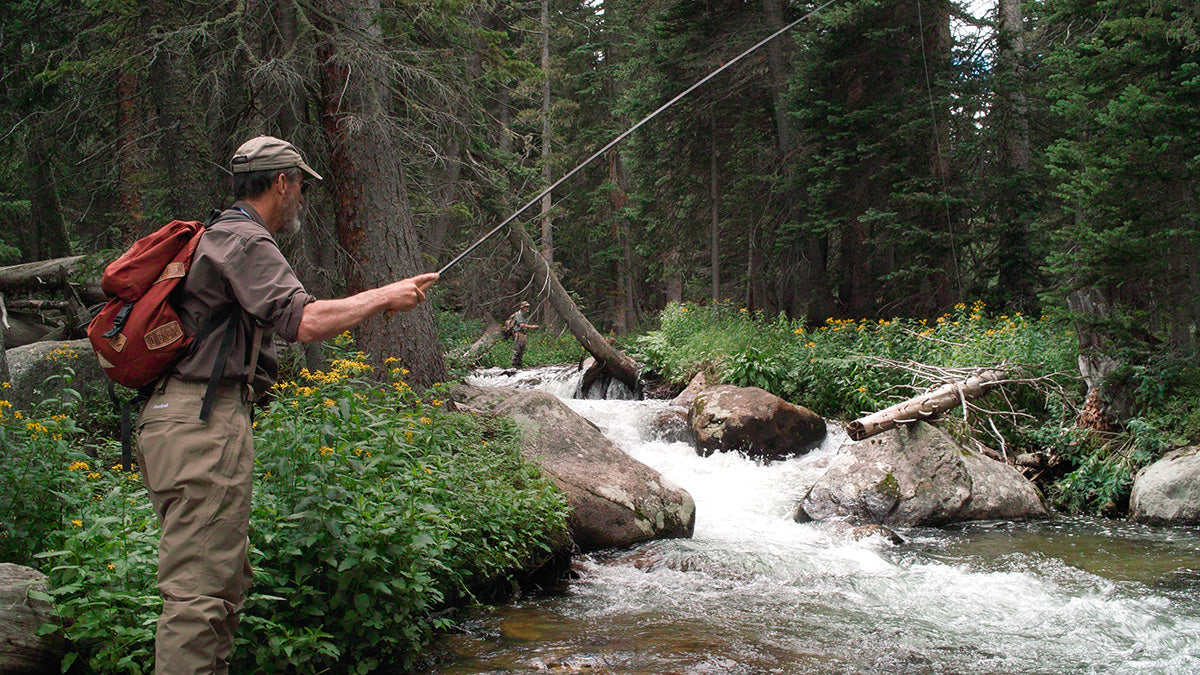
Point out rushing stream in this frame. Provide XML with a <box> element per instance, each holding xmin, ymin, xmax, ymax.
<box><xmin>422</xmin><ymin>366</ymin><xmax>1200</xmax><ymax>674</ymax></box>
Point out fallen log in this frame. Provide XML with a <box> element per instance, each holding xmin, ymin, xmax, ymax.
<box><xmin>0</xmin><ymin>255</ymin><xmax>86</xmax><ymax>292</ymax></box>
<box><xmin>456</xmin><ymin>322</ymin><xmax>504</xmax><ymax>364</ymax></box>
<box><xmin>846</xmin><ymin>369</ymin><xmax>1005</xmax><ymax>441</ymax></box>
<box><xmin>0</xmin><ymin>255</ymin><xmax>106</xmax><ymax>306</ymax></box>
<box><xmin>506</xmin><ymin>223</ymin><xmax>640</xmax><ymax>392</ymax></box>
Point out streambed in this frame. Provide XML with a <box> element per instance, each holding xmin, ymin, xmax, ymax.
<box><xmin>420</xmin><ymin>369</ymin><xmax>1200</xmax><ymax>674</ymax></box>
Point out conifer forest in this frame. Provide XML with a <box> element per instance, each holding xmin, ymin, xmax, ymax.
<box><xmin>1</xmin><ymin>0</ymin><xmax>1198</xmax><ymax>419</ymax></box>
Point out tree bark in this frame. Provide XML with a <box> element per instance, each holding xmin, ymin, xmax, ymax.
<box><xmin>846</xmin><ymin>369</ymin><xmax>1006</xmax><ymax>441</ymax></box>
<box><xmin>709</xmin><ymin>110</ymin><xmax>720</xmax><ymax>302</ymax></box>
<box><xmin>995</xmin><ymin>0</ymin><xmax>1036</xmax><ymax>313</ymax></box>
<box><xmin>506</xmin><ymin>223</ymin><xmax>639</xmax><ymax>391</ymax></box>
<box><xmin>0</xmin><ymin>256</ymin><xmax>87</xmax><ymax>292</ymax></box>
<box><xmin>316</xmin><ymin>0</ymin><xmax>447</xmax><ymax>389</ymax></box>
<box><xmin>608</xmin><ymin>149</ymin><xmax>636</xmax><ymax>334</ymax></box>
<box><xmin>761</xmin><ymin>0</ymin><xmax>833</xmax><ymax>320</ymax></box>
<box><xmin>26</xmin><ymin>124</ymin><xmax>72</xmax><ymax>260</ymax></box>
<box><xmin>0</xmin><ymin>295</ymin><xmax>10</xmax><ymax>385</ymax></box>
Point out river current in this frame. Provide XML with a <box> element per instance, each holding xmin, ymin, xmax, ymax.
<box><xmin>421</xmin><ymin>366</ymin><xmax>1200</xmax><ymax>674</ymax></box>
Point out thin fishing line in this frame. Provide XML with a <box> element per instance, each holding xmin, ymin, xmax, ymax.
<box><xmin>438</xmin><ymin>0</ymin><xmax>839</xmax><ymax>277</ymax></box>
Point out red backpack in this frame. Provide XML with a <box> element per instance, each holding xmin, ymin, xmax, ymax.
<box><xmin>89</xmin><ymin>214</ymin><xmax>251</xmax><ymax>469</ymax></box>
<box><xmin>88</xmin><ymin>220</ymin><xmax>208</xmax><ymax>388</ymax></box>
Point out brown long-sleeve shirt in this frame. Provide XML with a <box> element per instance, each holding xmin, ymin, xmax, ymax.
<box><xmin>170</xmin><ymin>203</ymin><xmax>316</xmax><ymax>395</ymax></box>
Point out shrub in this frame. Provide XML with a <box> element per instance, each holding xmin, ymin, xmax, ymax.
<box><xmin>20</xmin><ymin>338</ymin><xmax>569</xmax><ymax>673</ymax></box>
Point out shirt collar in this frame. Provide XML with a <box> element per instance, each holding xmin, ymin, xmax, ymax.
<box><xmin>228</xmin><ymin>202</ymin><xmax>277</xmax><ymax>241</ymax></box>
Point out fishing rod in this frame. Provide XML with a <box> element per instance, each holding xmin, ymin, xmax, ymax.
<box><xmin>435</xmin><ymin>0</ymin><xmax>838</xmax><ymax>278</ymax></box>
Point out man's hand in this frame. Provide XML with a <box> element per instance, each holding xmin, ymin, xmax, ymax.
<box><xmin>380</xmin><ymin>272</ymin><xmax>439</xmax><ymax>314</ymax></box>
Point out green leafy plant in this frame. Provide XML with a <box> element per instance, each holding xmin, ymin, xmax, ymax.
<box><xmin>20</xmin><ymin>337</ymin><xmax>569</xmax><ymax>673</ymax></box>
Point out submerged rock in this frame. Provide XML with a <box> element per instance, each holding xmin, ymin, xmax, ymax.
<box><xmin>1130</xmin><ymin>446</ymin><xmax>1200</xmax><ymax>525</ymax></box>
<box><xmin>689</xmin><ymin>385</ymin><xmax>825</xmax><ymax>461</ymax></box>
<box><xmin>453</xmin><ymin>384</ymin><xmax>696</xmax><ymax>551</ymax></box>
<box><xmin>795</xmin><ymin>421</ymin><xmax>1049</xmax><ymax>527</ymax></box>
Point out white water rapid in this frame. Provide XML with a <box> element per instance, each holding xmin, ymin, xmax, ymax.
<box><xmin>427</xmin><ymin>366</ymin><xmax>1200</xmax><ymax>674</ymax></box>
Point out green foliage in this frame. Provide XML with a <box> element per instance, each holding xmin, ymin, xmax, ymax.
<box><xmin>0</xmin><ymin>381</ymin><xmax>85</xmax><ymax>567</ymax></box>
<box><xmin>1050</xmin><ymin>419</ymin><xmax>1163</xmax><ymax>516</ymax></box>
<box><xmin>479</xmin><ymin>329</ymin><xmax>587</xmax><ymax>369</ymax></box>
<box><xmin>634</xmin><ymin>300</ymin><xmax>1076</xmax><ymax>423</ymax></box>
<box><xmin>14</xmin><ymin>341</ymin><xmax>568</xmax><ymax>673</ymax></box>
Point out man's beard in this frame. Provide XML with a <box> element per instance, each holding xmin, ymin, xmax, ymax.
<box><xmin>280</xmin><ymin>215</ymin><xmax>302</xmax><ymax>237</ymax></box>
<box><xmin>279</xmin><ymin>197</ymin><xmax>303</xmax><ymax>237</ymax></box>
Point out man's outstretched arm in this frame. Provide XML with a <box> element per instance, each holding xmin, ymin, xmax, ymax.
<box><xmin>296</xmin><ymin>272</ymin><xmax>438</xmax><ymax>344</ymax></box>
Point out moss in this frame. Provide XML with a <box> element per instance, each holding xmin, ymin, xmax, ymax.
<box><xmin>877</xmin><ymin>472</ymin><xmax>901</xmax><ymax>499</ymax></box>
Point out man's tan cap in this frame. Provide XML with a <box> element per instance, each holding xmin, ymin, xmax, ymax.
<box><xmin>231</xmin><ymin>136</ymin><xmax>323</xmax><ymax>180</ymax></box>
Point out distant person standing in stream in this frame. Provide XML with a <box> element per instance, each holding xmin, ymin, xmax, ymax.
<box><xmin>505</xmin><ymin>300</ymin><xmax>539</xmax><ymax>369</ymax></box>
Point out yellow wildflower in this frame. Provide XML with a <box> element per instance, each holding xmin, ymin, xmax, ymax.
<box><xmin>323</xmin><ymin>398</ymin><xmax>337</xmax><ymax>408</ymax></box>
<box><xmin>0</xmin><ymin>400</ymin><xmax>11</xmax><ymax>409</ymax></box>
<box><xmin>858</xmin><ymin>386</ymin><xmax>867</xmax><ymax>392</ymax></box>
<box><xmin>71</xmin><ymin>519</ymin><xmax>82</xmax><ymax>528</ymax></box>
<box><xmin>1</xmin><ymin>382</ymin><xmax>10</xmax><ymax>388</ymax></box>
<box><xmin>432</xmin><ymin>399</ymin><xmax>443</xmax><ymax>407</ymax></box>
<box><xmin>385</xmin><ymin>356</ymin><xmax>400</xmax><ymax>365</ymax></box>
<box><xmin>419</xmin><ymin>416</ymin><xmax>433</xmax><ymax>425</ymax></box>
<box><xmin>69</xmin><ymin>461</ymin><xmax>90</xmax><ymax>472</ymax></box>
<box><xmin>87</xmin><ymin>472</ymin><xmax>101</xmax><ymax>480</ymax></box>
<box><xmin>107</xmin><ymin>563</ymin><xmax>115</xmax><ymax>571</ymax></box>
<box><xmin>13</xmin><ymin>411</ymin><xmax>22</xmax><ymax>419</ymax></box>
<box><xmin>319</xmin><ymin>446</ymin><xmax>334</xmax><ymax>456</ymax></box>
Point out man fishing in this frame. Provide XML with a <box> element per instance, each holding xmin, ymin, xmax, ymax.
<box><xmin>135</xmin><ymin>135</ymin><xmax>437</xmax><ymax>674</ymax></box>
<box><xmin>505</xmin><ymin>300</ymin><xmax>539</xmax><ymax>368</ymax></box>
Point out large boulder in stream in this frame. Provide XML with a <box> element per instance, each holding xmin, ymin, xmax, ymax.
<box><xmin>1130</xmin><ymin>446</ymin><xmax>1200</xmax><ymax>525</ymax></box>
<box><xmin>689</xmin><ymin>385</ymin><xmax>825</xmax><ymax>461</ymax></box>
<box><xmin>795</xmin><ymin>421</ymin><xmax>1049</xmax><ymax>526</ymax></box>
<box><xmin>453</xmin><ymin>384</ymin><xmax>696</xmax><ymax>551</ymax></box>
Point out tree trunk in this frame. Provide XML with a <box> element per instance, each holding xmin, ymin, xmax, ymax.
<box><xmin>0</xmin><ymin>295</ymin><xmax>10</xmax><ymax>385</ymax></box>
<box><xmin>506</xmin><ymin>223</ymin><xmax>639</xmax><ymax>391</ymax></box>
<box><xmin>1067</xmin><ymin>288</ymin><xmax>1131</xmax><ymax>427</ymax></box>
<box><xmin>709</xmin><ymin>110</ymin><xmax>720</xmax><ymax>302</ymax></box>
<box><xmin>761</xmin><ymin>0</ymin><xmax>833</xmax><ymax>320</ymax></box>
<box><xmin>116</xmin><ymin>59</ymin><xmax>145</xmax><ymax>238</ymax></box>
<box><xmin>316</xmin><ymin>0</ymin><xmax>447</xmax><ymax>389</ymax></box>
<box><xmin>26</xmin><ymin>125</ymin><xmax>72</xmax><ymax>260</ymax></box>
<box><xmin>0</xmin><ymin>256</ymin><xmax>87</xmax><ymax>292</ymax></box>
<box><xmin>995</xmin><ymin>0</ymin><xmax>1036</xmax><ymax>313</ymax></box>
<box><xmin>847</xmin><ymin>369</ymin><xmax>1006</xmax><ymax>441</ymax></box>
<box><xmin>457</xmin><ymin>322</ymin><xmax>503</xmax><ymax>364</ymax></box>
<box><xmin>609</xmin><ymin>149</ymin><xmax>636</xmax><ymax>334</ymax></box>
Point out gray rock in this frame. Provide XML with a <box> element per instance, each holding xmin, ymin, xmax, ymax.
<box><xmin>795</xmin><ymin>421</ymin><xmax>1049</xmax><ymax>526</ymax></box>
<box><xmin>1130</xmin><ymin>446</ymin><xmax>1200</xmax><ymax>525</ymax></box>
<box><xmin>668</xmin><ymin>371</ymin><xmax>707</xmax><ymax>409</ymax></box>
<box><xmin>689</xmin><ymin>385</ymin><xmax>825</xmax><ymax>460</ymax></box>
<box><xmin>453</xmin><ymin>384</ymin><xmax>696</xmax><ymax>551</ymax></box>
<box><xmin>5</xmin><ymin>338</ymin><xmax>103</xmax><ymax>412</ymax></box>
<box><xmin>0</xmin><ymin>563</ymin><xmax>64</xmax><ymax>674</ymax></box>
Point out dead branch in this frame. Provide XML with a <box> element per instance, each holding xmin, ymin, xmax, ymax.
<box><xmin>846</xmin><ymin>358</ymin><xmax>1080</xmax><ymax>444</ymax></box>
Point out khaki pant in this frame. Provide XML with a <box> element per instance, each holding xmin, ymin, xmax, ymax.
<box><xmin>136</xmin><ymin>379</ymin><xmax>254</xmax><ymax>675</ymax></box>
